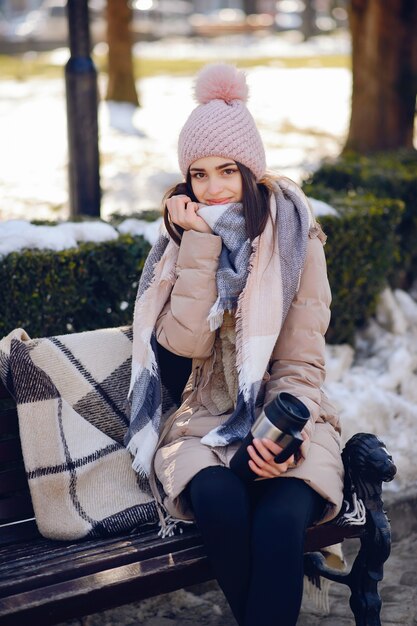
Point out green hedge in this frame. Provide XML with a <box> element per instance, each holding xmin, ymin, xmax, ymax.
<box><xmin>304</xmin><ymin>151</ymin><xmax>417</xmax><ymax>283</ymax></box>
<box><xmin>0</xmin><ymin>235</ymin><xmax>150</xmax><ymax>339</ymax></box>
<box><xmin>305</xmin><ymin>189</ymin><xmax>405</xmax><ymax>343</ymax></box>
<box><xmin>0</xmin><ymin>195</ymin><xmax>405</xmax><ymax>344</ymax></box>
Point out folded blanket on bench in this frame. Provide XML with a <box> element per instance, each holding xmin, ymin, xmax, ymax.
<box><xmin>0</xmin><ymin>327</ymin><xmax>161</xmax><ymax>540</ymax></box>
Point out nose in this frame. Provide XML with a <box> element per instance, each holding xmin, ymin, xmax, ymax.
<box><xmin>207</xmin><ymin>177</ymin><xmax>223</xmax><ymax>196</ymax></box>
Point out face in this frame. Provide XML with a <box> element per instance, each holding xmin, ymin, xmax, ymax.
<box><xmin>189</xmin><ymin>156</ymin><xmax>243</xmax><ymax>205</ymax></box>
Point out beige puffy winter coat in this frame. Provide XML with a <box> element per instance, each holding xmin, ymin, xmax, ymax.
<box><xmin>153</xmin><ymin>228</ymin><xmax>344</xmax><ymax>525</ymax></box>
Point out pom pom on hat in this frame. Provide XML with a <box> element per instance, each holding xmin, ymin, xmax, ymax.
<box><xmin>194</xmin><ymin>64</ymin><xmax>249</xmax><ymax>105</ymax></box>
<box><xmin>178</xmin><ymin>63</ymin><xmax>266</xmax><ymax>181</ymax></box>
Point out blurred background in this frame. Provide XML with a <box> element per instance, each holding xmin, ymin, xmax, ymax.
<box><xmin>0</xmin><ymin>0</ymin><xmax>348</xmax><ymax>51</ymax></box>
<box><xmin>0</xmin><ymin>0</ymin><xmax>354</xmax><ymax>222</ymax></box>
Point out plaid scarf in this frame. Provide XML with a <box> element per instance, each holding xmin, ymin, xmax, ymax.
<box><xmin>126</xmin><ymin>181</ymin><xmax>313</xmax><ymax>476</ymax></box>
<box><xmin>198</xmin><ymin>202</ymin><xmax>252</xmax><ymax>331</ymax></box>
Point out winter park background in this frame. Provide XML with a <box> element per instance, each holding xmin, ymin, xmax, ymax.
<box><xmin>1</xmin><ymin>22</ymin><xmax>417</xmax><ymax>502</ymax></box>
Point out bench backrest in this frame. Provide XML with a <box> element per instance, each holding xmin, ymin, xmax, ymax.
<box><xmin>0</xmin><ymin>382</ymin><xmax>34</xmax><ymax>525</ymax></box>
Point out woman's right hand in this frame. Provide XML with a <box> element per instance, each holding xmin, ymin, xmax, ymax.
<box><xmin>166</xmin><ymin>195</ymin><xmax>212</xmax><ymax>234</ymax></box>
<box><xmin>248</xmin><ymin>438</ymin><xmax>297</xmax><ymax>479</ymax></box>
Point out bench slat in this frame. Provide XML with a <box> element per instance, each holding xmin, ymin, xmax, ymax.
<box><xmin>0</xmin><ymin>493</ymin><xmax>34</xmax><ymax>524</ymax></box>
<box><xmin>0</xmin><ymin>408</ymin><xmax>19</xmax><ymax>437</ymax></box>
<box><xmin>0</xmin><ymin>439</ymin><xmax>23</xmax><ymax>464</ymax></box>
<box><xmin>0</xmin><ymin>519</ymin><xmax>39</xmax><ymax>548</ymax></box>
<box><xmin>0</xmin><ymin>468</ymin><xmax>28</xmax><ymax>495</ymax></box>
<box><xmin>0</xmin><ymin>386</ymin><xmax>11</xmax><ymax>401</ymax></box>
<box><xmin>305</xmin><ymin>522</ymin><xmax>363</xmax><ymax>553</ymax></box>
<box><xmin>0</xmin><ymin>527</ymin><xmax>206</xmax><ymax>595</ymax></box>
<box><xmin>0</xmin><ymin>526</ymin><xmax>189</xmax><ymax>571</ymax></box>
<box><xmin>0</xmin><ymin>526</ymin><xmax>172</xmax><ymax>570</ymax></box>
<box><xmin>0</xmin><ymin>543</ymin><xmax>213</xmax><ymax>626</ymax></box>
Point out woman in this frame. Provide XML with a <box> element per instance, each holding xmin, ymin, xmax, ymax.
<box><xmin>126</xmin><ymin>64</ymin><xmax>344</xmax><ymax>626</ymax></box>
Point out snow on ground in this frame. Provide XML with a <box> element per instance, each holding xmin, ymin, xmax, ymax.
<box><xmin>1</xmin><ymin>33</ymin><xmax>416</xmax><ymax>492</ymax></box>
<box><xmin>325</xmin><ymin>288</ymin><xmax>417</xmax><ymax>491</ymax></box>
<box><xmin>130</xmin><ymin>30</ymin><xmax>351</xmax><ymax>61</ymax></box>
<box><xmin>0</xmin><ymin>33</ymin><xmax>352</xmax><ymax>222</ymax></box>
<box><xmin>0</xmin><ymin>65</ymin><xmax>350</xmax><ymax>221</ymax></box>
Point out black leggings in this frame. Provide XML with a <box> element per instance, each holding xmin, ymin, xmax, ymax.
<box><xmin>187</xmin><ymin>466</ymin><xmax>324</xmax><ymax>626</ymax></box>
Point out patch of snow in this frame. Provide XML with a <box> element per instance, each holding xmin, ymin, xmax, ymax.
<box><xmin>325</xmin><ymin>288</ymin><xmax>417</xmax><ymax>491</ymax></box>
<box><xmin>325</xmin><ymin>344</ymin><xmax>354</xmax><ymax>383</ymax></box>
<box><xmin>0</xmin><ymin>219</ymin><xmax>77</xmax><ymax>256</ymax></box>
<box><xmin>105</xmin><ymin>101</ymin><xmax>146</xmax><ymax>136</ymax></box>
<box><xmin>309</xmin><ymin>197</ymin><xmax>338</xmax><ymax>217</ymax></box>
<box><xmin>56</xmin><ymin>221</ymin><xmax>119</xmax><ymax>243</ymax></box>
<box><xmin>0</xmin><ymin>219</ymin><xmax>119</xmax><ymax>257</ymax></box>
<box><xmin>375</xmin><ymin>287</ymin><xmax>408</xmax><ymax>335</ymax></box>
<box><xmin>118</xmin><ymin>217</ymin><xmax>163</xmax><ymax>245</ymax></box>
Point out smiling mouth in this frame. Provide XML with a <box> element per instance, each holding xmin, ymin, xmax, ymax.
<box><xmin>205</xmin><ymin>198</ymin><xmax>232</xmax><ymax>205</ymax></box>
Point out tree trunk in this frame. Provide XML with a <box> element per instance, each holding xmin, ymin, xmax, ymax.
<box><xmin>106</xmin><ymin>0</ymin><xmax>139</xmax><ymax>106</ymax></box>
<box><xmin>242</xmin><ymin>0</ymin><xmax>258</xmax><ymax>15</ymax></box>
<box><xmin>301</xmin><ymin>1</ymin><xmax>316</xmax><ymax>41</ymax></box>
<box><xmin>345</xmin><ymin>0</ymin><xmax>417</xmax><ymax>153</ymax></box>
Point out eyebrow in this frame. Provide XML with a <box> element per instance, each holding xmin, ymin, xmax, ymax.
<box><xmin>189</xmin><ymin>162</ymin><xmax>237</xmax><ymax>172</ymax></box>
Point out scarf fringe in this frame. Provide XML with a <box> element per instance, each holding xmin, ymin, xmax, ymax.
<box><xmin>200</xmin><ymin>430</ymin><xmax>228</xmax><ymax>447</ymax></box>
<box><xmin>158</xmin><ymin>514</ymin><xmax>194</xmax><ymax>538</ymax></box>
<box><xmin>126</xmin><ymin>424</ymin><xmax>159</xmax><ymax>476</ymax></box>
<box><xmin>128</xmin><ymin>237</ymin><xmax>177</xmax><ymax>432</ymax></box>
<box><xmin>208</xmin><ymin>296</ymin><xmax>224</xmax><ymax>331</ymax></box>
<box><xmin>304</xmin><ymin>575</ymin><xmax>331</xmax><ymax>614</ymax></box>
<box><xmin>128</xmin><ymin>346</ymin><xmax>157</xmax><ymax>399</ymax></box>
<box><xmin>127</xmin><ymin>442</ymin><xmax>150</xmax><ymax>476</ymax></box>
<box><xmin>234</xmin><ymin>236</ymin><xmax>260</xmax><ymax>402</ymax></box>
<box><xmin>336</xmin><ymin>492</ymin><xmax>366</xmax><ymax>527</ymax></box>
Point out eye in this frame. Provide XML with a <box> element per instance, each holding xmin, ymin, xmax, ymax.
<box><xmin>191</xmin><ymin>172</ymin><xmax>206</xmax><ymax>180</ymax></box>
<box><xmin>223</xmin><ymin>168</ymin><xmax>238</xmax><ymax>175</ymax></box>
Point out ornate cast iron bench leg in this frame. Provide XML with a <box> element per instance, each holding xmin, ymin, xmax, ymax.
<box><xmin>304</xmin><ymin>433</ymin><xmax>397</xmax><ymax>626</ymax></box>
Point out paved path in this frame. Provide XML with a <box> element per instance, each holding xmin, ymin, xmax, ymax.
<box><xmin>59</xmin><ymin>527</ymin><xmax>417</xmax><ymax>626</ymax></box>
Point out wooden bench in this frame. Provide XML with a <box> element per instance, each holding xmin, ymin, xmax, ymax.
<box><xmin>0</xmin><ymin>379</ymin><xmax>397</xmax><ymax>626</ymax></box>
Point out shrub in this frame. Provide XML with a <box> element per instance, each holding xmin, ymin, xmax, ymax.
<box><xmin>304</xmin><ymin>151</ymin><xmax>417</xmax><ymax>283</ymax></box>
<box><xmin>0</xmin><ymin>235</ymin><xmax>150</xmax><ymax>339</ymax></box>
<box><xmin>0</xmin><ymin>195</ymin><xmax>405</xmax><ymax>345</ymax></box>
<box><xmin>306</xmin><ymin>189</ymin><xmax>405</xmax><ymax>344</ymax></box>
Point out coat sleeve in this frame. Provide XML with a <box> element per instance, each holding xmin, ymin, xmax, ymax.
<box><xmin>263</xmin><ymin>233</ymin><xmax>331</xmax><ymax>463</ymax></box>
<box><xmin>155</xmin><ymin>229</ymin><xmax>222</xmax><ymax>359</ymax></box>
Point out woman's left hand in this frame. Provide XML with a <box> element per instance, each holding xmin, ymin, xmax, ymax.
<box><xmin>248</xmin><ymin>438</ymin><xmax>297</xmax><ymax>479</ymax></box>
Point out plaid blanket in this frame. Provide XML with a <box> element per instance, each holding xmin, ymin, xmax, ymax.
<box><xmin>0</xmin><ymin>326</ymin><xmax>161</xmax><ymax>541</ymax></box>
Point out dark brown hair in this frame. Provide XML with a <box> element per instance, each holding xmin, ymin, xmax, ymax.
<box><xmin>162</xmin><ymin>162</ymin><xmax>272</xmax><ymax>245</ymax></box>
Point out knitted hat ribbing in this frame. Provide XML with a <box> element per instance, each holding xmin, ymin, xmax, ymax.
<box><xmin>178</xmin><ymin>64</ymin><xmax>266</xmax><ymax>181</ymax></box>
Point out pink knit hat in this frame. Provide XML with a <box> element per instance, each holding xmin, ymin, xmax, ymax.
<box><xmin>178</xmin><ymin>64</ymin><xmax>266</xmax><ymax>181</ymax></box>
